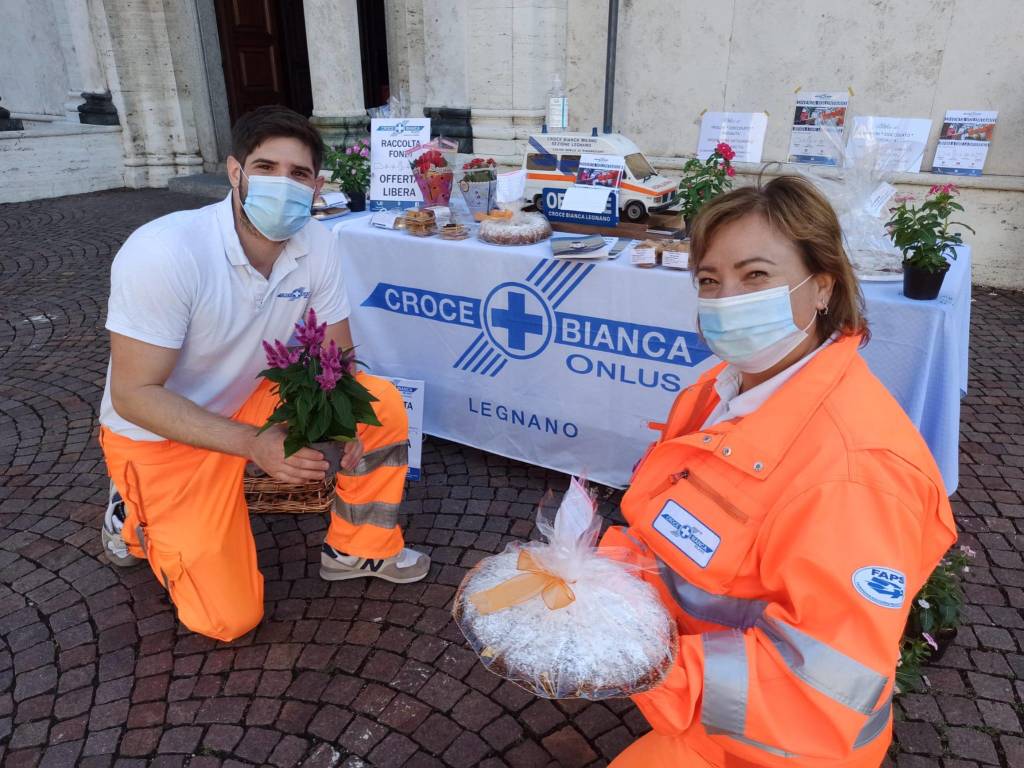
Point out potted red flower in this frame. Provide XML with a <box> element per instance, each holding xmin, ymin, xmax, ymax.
<box><xmin>677</xmin><ymin>141</ymin><xmax>736</xmax><ymax>236</ymax></box>
<box><xmin>458</xmin><ymin>157</ymin><xmax>498</xmax><ymax>218</ymax></box>
<box><xmin>407</xmin><ymin>138</ymin><xmax>457</xmax><ymax>207</ymax></box>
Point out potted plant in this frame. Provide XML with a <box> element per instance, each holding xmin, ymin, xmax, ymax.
<box><xmin>896</xmin><ymin>544</ymin><xmax>975</xmax><ymax>692</ymax></box>
<box><xmin>407</xmin><ymin>138</ymin><xmax>457</xmax><ymax>207</ymax></box>
<box><xmin>677</xmin><ymin>141</ymin><xmax>736</xmax><ymax>236</ymax></box>
<box><xmin>325</xmin><ymin>139</ymin><xmax>371</xmax><ymax>212</ymax></box>
<box><xmin>886</xmin><ymin>183</ymin><xmax>974</xmax><ymax>300</ymax></box>
<box><xmin>258</xmin><ymin>308</ymin><xmax>380</xmax><ymax>476</ymax></box>
<box><xmin>458</xmin><ymin>157</ymin><xmax>498</xmax><ymax>218</ymax></box>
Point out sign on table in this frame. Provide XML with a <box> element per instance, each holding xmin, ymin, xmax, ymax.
<box><xmin>697</xmin><ymin>112</ymin><xmax>768</xmax><ymax>163</ymax></box>
<box><xmin>933</xmin><ymin>110</ymin><xmax>997</xmax><ymax>176</ymax></box>
<box><xmin>847</xmin><ymin>116</ymin><xmax>932</xmax><ymax>173</ymax></box>
<box><xmin>787</xmin><ymin>91</ymin><xmax>849</xmax><ymax>165</ymax></box>
<box><xmin>385</xmin><ymin>377</ymin><xmax>425</xmax><ymax>481</ymax></box>
<box><xmin>369</xmin><ymin>117</ymin><xmax>431</xmax><ymax>210</ymax></box>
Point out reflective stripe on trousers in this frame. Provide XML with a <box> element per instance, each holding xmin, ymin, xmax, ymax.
<box><xmin>661</xmin><ymin>558</ymin><xmax>891</xmax><ymax>755</ymax></box>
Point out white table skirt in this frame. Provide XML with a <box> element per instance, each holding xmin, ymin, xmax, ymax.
<box><xmin>334</xmin><ymin>217</ymin><xmax>969</xmax><ymax>493</ymax></box>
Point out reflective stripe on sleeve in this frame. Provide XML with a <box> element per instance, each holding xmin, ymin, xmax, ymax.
<box><xmin>339</xmin><ymin>441</ymin><xmax>409</xmax><ymax>477</ymax></box>
<box><xmin>854</xmin><ymin>692</ymin><xmax>893</xmax><ymax>748</ymax></box>
<box><xmin>701</xmin><ymin>629</ymin><xmax>749</xmax><ymax>736</ymax></box>
<box><xmin>756</xmin><ymin>616</ymin><xmax>888</xmax><ymax>716</ymax></box>
<box><xmin>658</xmin><ymin>558</ymin><xmax>767</xmax><ymax>629</ymax></box>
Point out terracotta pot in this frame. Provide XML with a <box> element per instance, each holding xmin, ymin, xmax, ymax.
<box><xmin>903</xmin><ymin>263</ymin><xmax>949</xmax><ymax>300</ymax></box>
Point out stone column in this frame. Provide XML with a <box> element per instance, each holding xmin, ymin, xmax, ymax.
<box><xmin>383</xmin><ymin>0</ymin><xmax>426</xmax><ymax>118</ymax></box>
<box><xmin>467</xmin><ymin>0</ymin><xmax>568</xmax><ymax>162</ymax></box>
<box><xmin>304</xmin><ymin>0</ymin><xmax>368</xmax><ymax>147</ymax></box>
<box><xmin>64</xmin><ymin>0</ymin><xmax>119</xmax><ymax>125</ymax></box>
<box><xmin>420</xmin><ymin>0</ymin><xmax>472</xmax><ymax>151</ymax></box>
<box><xmin>90</xmin><ymin>0</ymin><xmax>203</xmax><ymax>187</ymax></box>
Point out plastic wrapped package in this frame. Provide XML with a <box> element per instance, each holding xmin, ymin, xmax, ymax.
<box><xmin>453</xmin><ymin>478</ymin><xmax>677</xmax><ymax>699</ymax></box>
<box><xmin>794</xmin><ymin>128</ymin><xmax>906</xmax><ymax>276</ymax></box>
<box><xmin>405</xmin><ymin>137</ymin><xmax>457</xmax><ymax>207</ymax></box>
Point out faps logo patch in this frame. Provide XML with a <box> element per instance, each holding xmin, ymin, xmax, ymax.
<box><xmin>852</xmin><ymin>566</ymin><xmax>906</xmax><ymax>609</ymax></box>
<box><xmin>652</xmin><ymin>500</ymin><xmax>721</xmax><ymax>568</ymax></box>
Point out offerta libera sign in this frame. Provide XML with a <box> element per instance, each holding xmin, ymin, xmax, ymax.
<box><xmin>369</xmin><ymin>118</ymin><xmax>431</xmax><ymax>210</ymax></box>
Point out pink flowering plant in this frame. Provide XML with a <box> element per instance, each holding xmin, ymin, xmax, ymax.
<box><xmin>258</xmin><ymin>308</ymin><xmax>379</xmax><ymax>458</ymax></box>
<box><xmin>677</xmin><ymin>141</ymin><xmax>736</xmax><ymax>225</ymax></box>
<box><xmin>886</xmin><ymin>183</ymin><xmax>974</xmax><ymax>274</ymax></box>
<box><xmin>325</xmin><ymin>139</ymin><xmax>371</xmax><ymax>195</ymax></box>
<box><xmin>897</xmin><ymin>545</ymin><xmax>975</xmax><ymax>692</ymax></box>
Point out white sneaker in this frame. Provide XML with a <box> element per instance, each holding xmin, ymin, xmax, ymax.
<box><xmin>319</xmin><ymin>543</ymin><xmax>430</xmax><ymax>583</ymax></box>
<box><xmin>100</xmin><ymin>482</ymin><xmax>143</xmax><ymax>567</ymax></box>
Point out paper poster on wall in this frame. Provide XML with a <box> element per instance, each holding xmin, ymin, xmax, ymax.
<box><xmin>846</xmin><ymin>116</ymin><xmax>932</xmax><ymax>173</ymax></box>
<box><xmin>369</xmin><ymin>118</ymin><xmax>431</xmax><ymax>210</ymax></box>
<box><xmin>932</xmin><ymin>110</ymin><xmax>997</xmax><ymax>176</ymax></box>
<box><xmin>385</xmin><ymin>377</ymin><xmax>425</xmax><ymax>481</ymax></box>
<box><xmin>697</xmin><ymin>112</ymin><xmax>768</xmax><ymax>163</ymax></box>
<box><xmin>787</xmin><ymin>91</ymin><xmax>849</xmax><ymax>165</ymax></box>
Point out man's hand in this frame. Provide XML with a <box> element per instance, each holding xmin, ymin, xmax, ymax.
<box><xmin>341</xmin><ymin>437</ymin><xmax>364</xmax><ymax>473</ymax></box>
<box><xmin>247</xmin><ymin>425</ymin><xmax>329</xmax><ymax>484</ymax></box>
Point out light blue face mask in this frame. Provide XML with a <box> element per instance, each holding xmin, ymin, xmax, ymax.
<box><xmin>240</xmin><ymin>171</ymin><xmax>314</xmax><ymax>241</ymax></box>
<box><xmin>697</xmin><ymin>274</ymin><xmax>816</xmax><ymax>373</ymax></box>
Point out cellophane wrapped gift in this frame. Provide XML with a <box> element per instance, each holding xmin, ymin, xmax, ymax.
<box><xmin>796</xmin><ymin>127</ymin><xmax>906</xmax><ymax>276</ymax></box>
<box><xmin>453</xmin><ymin>478</ymin><xmax>677</xmax><ymax>700</ymax></box>
<box><xmin>406</xmin><ymin>137</ymin><xmax>457</xmax><ymax>207</ymax></box>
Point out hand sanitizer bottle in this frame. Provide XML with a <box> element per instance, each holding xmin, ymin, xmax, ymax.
<box><xmin>547</xmin><ymin>74</ymin><xmax>568</xmax><ymax>134</ymax></box>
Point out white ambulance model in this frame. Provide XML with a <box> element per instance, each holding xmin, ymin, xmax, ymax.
<box><xmin>522</xmin><ymin>130</ymin><xmax>679</xmax><ymax>222</ymax></box>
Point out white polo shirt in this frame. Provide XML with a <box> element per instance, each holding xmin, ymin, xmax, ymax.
<box><xmin>100</xmin><ymin>194</ymin><xmax>351</xmax><ymax>441</ymax></box>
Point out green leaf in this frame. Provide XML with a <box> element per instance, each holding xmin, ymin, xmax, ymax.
<box><xmin>330</xmin><ymin>390</ymin><xmax>355</xmax><ymax>430</ymax></box>
<box><xmin>283</xmin><ymin>431</ymin><xmax>307</xmax><ymax>458</ymax></box>
<box><xmin>311</xmin><ymin>405</ymin><xmax>331</xmax><ymax>443</ymax></box>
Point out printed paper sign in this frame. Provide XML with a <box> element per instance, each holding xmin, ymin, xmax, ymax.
<box><xmin>575</xmin><ymin>154</ymin><xmax>625</xmax><ymax>188</ymax></box>
<box><xmin>496</xmin><ymin>169</ymin><xmax>527</xmax><ymax>205</ymax></box>
<box><xmin>697</xmin><ymin>112</ymin><xmax>768</xmax><ymax>163</ymax></box>
<box><xmin>369</xmin><ymin>118</ymin><xmax>431</xmax><ymax>210</ymax></box>
<box><xmin>385</xmin><ymin>377</ymin><xmax>425</xmax><ymax>481</ymax></box>
<box><xmin>788</xmin><ymin>91</ymin><xmax>849</xmax><ymax>165</ymax></box>
<box><xmin>933</xmin><ymin>110</ymin><xmax>997</xmax><ymax>176</ymax></box>
<box><xmin>847</xmin><ymin>116</ymin><xmax>932</xmax><ymax>173</ymax></box>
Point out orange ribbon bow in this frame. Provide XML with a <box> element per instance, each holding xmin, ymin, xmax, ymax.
<box><xmin>469</xmin><ymin>549</ymin><xmax>576</xmax><ymax>615</ymax></box>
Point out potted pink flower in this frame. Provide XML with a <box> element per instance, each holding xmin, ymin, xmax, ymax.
<box><xmin>886</xmin><ymin>183</ymin><xmax>974</xmax><ymax>300</ymax></box>
<box><xmin>258</xmin><ymin>308</ymin><xmax>379</xmax><ymax>476</ymax></box>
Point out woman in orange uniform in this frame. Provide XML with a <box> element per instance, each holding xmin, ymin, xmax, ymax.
<box><xmin>607</xmin><ymin>176</ymin><xmax>956</xmax><ymax>767</ymax></box>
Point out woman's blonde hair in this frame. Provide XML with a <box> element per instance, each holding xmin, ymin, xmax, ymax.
<box><xmin>689</xmin><ymin>175</ymin><xmax>869</xmax><ymax>344</ymax></box>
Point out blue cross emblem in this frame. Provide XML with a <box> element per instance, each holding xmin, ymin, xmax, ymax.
<box><xmin>490</xmin><ymin>291</ymin><xmax>544</xmax><ymax>351</ymax></box>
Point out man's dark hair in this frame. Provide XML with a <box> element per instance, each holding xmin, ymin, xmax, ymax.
<box><xmin>231</xmin><ymin>105</ymin><xmax>324</xmax><ymax>171</ymax></box>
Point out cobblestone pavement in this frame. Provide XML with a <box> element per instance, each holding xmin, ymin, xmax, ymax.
<box><xmin>0</xmin><ymin>189</ymin><xmax>1022</xmax><ymax>768</ymax></box>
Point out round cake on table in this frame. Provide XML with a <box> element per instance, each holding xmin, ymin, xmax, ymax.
<box><xmin>479</xmin><ymin>211</ymin><xmax>552</xmax><ymax>245</ymax></box>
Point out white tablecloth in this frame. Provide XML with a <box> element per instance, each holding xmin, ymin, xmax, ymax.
<box><xmin>333</xmin><ymin>217</ymin><xmax>969</xmax><ymax>493</ymax></box>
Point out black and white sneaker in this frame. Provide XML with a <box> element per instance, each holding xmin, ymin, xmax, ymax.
<box><xmin>100</xmin><ymin>482</ymin><xmax>143</xmax><ymax>567</ymax></box>
<box><xmin>319</xmin><ymin>542</ymin><xmax>429</xmax><ymax>583</ymax></box>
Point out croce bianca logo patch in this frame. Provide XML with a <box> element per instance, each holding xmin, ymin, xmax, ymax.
<box><xmin>652</xmin><ymin>500</ymin><xmax>721</xmax><ymax>568</ymax></box>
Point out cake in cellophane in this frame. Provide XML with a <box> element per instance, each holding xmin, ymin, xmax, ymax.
<box><xmin>453</xmin><ymin>478</ymin><xmax>677</xmax><ymax>699</ymax></box>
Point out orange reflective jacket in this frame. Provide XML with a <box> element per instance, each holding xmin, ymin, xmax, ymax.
<box><xmin>608</xmin><ymin>334</ymin><xmax>957</xmax><ymax>767</ymax></box>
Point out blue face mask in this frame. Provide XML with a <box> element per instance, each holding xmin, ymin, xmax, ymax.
<box><xmin>697</xmin><ymin>274</ymin><xmax>816</xmax><ymax>373</ymax></box>
<box><xmin>240</xmin><ymin>171</ymin><xmax>314</xmax><ymax>241</ymax></box>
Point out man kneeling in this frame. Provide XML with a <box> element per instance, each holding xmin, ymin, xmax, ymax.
<box><xmin>98</xmin><ymin>106</ymin><xmax>429</xmax><ymax>643</ymax></box>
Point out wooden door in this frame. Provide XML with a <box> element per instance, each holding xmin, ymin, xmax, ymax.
<box><xmin>215</xmin><ymin>0</ymin><xmax>292</xmax><ymax>121</ymax></box>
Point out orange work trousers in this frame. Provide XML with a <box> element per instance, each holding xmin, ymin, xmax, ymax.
<box><xmin>100</xmin><ymin>373</ymin><xmax>409</xmax><ymax>642</ymax></box>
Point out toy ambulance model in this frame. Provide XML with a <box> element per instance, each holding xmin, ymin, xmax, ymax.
<box><xmin>522</xmin><ymin>130</ymin><xmax>679</xmax><ymax>222</ymax></box>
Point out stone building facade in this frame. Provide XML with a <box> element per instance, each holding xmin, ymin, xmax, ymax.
<box><xmin>1</xmin><ymin>0</ymin><xmax>1021</xmax><ymax>287</ymax></box>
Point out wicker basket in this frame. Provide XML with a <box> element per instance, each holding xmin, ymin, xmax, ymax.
<box><xmin>243</xmin><ymin>470</ymin><xmax>335</xmax><ymax>514</ymax></box>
